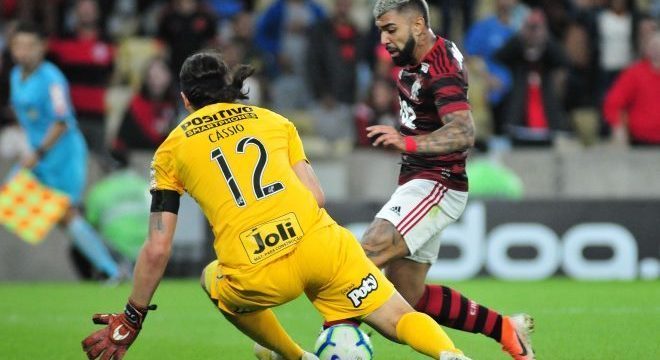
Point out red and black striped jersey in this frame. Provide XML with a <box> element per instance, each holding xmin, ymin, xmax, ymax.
<box><xmin>396</xmin><ymin>36</ymin><xmax>470</xmax><ymax>191</ymax></box>
<box><xmin>48</xmin><ymin>35</ymin><xmax>114</xmax><ymax>121</ymax></box>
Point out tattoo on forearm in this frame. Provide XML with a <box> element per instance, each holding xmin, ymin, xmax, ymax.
<box><xmin>150</xmin><ymin>213</ymin><xmax>164</xmax><ymax>233</ymax></box>
<box><xmin>415</xmin><ymin>111</ymin><xmax>475</xmax><ymax>154</ymax></box>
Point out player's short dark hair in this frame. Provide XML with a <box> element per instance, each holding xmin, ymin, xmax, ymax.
<box><xmin>373</xmin><ymin>0</ymin><xmax>430</xmax><ymax>26</ymax></box>
<box><xmin>179</xmin><ymin>51</ymin><xmax>255</xmax><ymax>109</ymax></box>
<box><xmin>13</xmin><ymin>21</ymin><xmax>46</xmax><ymax>39</ymax></box>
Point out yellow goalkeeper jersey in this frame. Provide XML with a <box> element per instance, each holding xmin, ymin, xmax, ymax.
<box><xmin>150</xmin><ymin>103</ymin><xmax>335</xmax><ymax>274</ymax></box>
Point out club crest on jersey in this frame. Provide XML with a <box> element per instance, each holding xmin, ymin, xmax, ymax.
<box><xmin>346</xmin><ymin>274</ymin><xmax>379</xmax><ymax>308</ymax></box>
<box><xmin>420</xmin><ymin>62</ymin><xmax>430</xmax><ymax>73</ymax></box>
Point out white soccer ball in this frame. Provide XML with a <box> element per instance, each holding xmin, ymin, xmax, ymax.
<box><xmin>313</xmin><ymin>324</ymin><xmax>374</xmax><ymax>360</ymax></box>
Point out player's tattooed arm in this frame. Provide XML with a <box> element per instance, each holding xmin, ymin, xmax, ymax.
<box><xmin>414</xmin><ymin>110</ymin><xmax>475</xmax><ymax>154</ymax></box>
<box><xmin>366</xmin><ymin>110</ymin><xmax>475</xmax><ymax>154</ymax></box>
<box><xmin>150</xmin><ymin>212</ymin><xmax>165</xmax><ymax>233</ymax></box>
<box><xmin>130</xmin><ymin>211</ymin><xmax>177</xmax><ymax>308</ymax></box>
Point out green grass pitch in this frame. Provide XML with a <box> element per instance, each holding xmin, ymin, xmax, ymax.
<box><xmin>1</xmin><ymin>279</ymin><xmax>658</xmax><ymax>359</ymax></box>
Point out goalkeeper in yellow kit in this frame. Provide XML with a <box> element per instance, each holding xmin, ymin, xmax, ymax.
<box><xmin>81</xmin><ymin>51</ymin><xmax>470</xmax><ymax>360</ymax></box>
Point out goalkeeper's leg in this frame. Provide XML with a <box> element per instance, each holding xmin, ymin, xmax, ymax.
<box><xmin>362</xmin><ymin>291</ymin><xmax>470</xmax><ymax>359</ymax></box>
<box><xmin>200</xmin><ymin>262</ymin><xmax>312</xmax><ymax>360</ymax></box>
<box><xmin>222</xmin><ymin>309</ymin><xmax>306</xmax><ymax>360</ymax></box>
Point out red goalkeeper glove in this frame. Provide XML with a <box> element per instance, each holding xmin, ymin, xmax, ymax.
<box><xmin>81</xmin><ymin>300</ymin><xmax>156</xmax><ymax>360</ymax></box>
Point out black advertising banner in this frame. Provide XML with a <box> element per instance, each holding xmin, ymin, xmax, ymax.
<box><xmin>325</xmin><ymin>200</ymin><xmax>660</xmax><ymax>281</ymax></box>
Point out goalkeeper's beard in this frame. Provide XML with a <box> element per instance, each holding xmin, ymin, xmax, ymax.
<box><xmin>391</xmin><ymin>35</ymin><xmax>416</xmax><ymax>67</ymax></box>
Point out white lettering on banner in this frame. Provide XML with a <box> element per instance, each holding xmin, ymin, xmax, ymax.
<box><xmin>562</xmin><ymin>224</ymin><xmax>637</xmax><ymax>280</ymax></box>
<box><xmin>486</xmin><ymin>224</ymin><xmax>561</xmax><ymax>280</ymax></box>
<box><xmin>345</xmin><ymin>202</ymin><xmax>651</xmax><ymax>280</ymax></box>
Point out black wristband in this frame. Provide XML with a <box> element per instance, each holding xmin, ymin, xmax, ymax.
<box><xmin>125</xmin><ymin>300</ymin><xmax>157</xmax><ymax>328</ymax></box>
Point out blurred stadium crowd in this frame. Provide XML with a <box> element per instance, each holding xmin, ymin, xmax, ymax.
<box><xmin>1</xmin><ymin>0</ymin><xmax>660</xmax><ymax>166</ymax></box>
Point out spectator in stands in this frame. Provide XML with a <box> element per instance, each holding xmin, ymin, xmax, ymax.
<box><xmin>135</xmin><ymin>0</ymin><xmax>169</xmax><ymax>36</ymax></box>
<box><xmin>604</xmin><ymin>31</ymin><xmax>660</xmax><ymax>146</ymax></box>
<box><xmin>524</xmin><ymin>0</ymin><xmax>574</xmax><ymax>40</ymax></box>
<box><xmin>354</xmin><ymin>77</ymin><xmax>398</xmax><ymax>147</ymax></box>
<box><xmin>227</xmin><ymin>11</ymin><xmax>261</xmax><ymax>66</ymax></box>
<box><xmin>206</xmin><ymin>0</ymin><xmax>252</xmax><ymax>19</ymax></box>
<box><xmin>5</xmin><ymin>0</ymin><xmax>65</xmax><ymax>36</ymax></box>
<box><xmin>310</xmin><ymin>94</ymin><xmax>354</xmax><ymax>156</ymax></box>
<box><xmin>304</xmin><ymin>0</ymin><xmax>360</xmax><ymax>153</ymax></box>
<box><xmin>106</xmin><ymin>0</ymin><xmax>141</xmax><ymax>39</ymax></box>
<box><xmin>221</xmin><ymin>39</ymin><xmax>263</xmax><ymax>105</ymax></box>
<box><xmin>157</xmin><ymin>0</ymin><xmax>218</xmax><ymax>77</ymax></box>
<box><xmin>653</xmin><ymin>0</ymin><xmax>660</xmax><ymax>18</ymax></box>
<box><xmin>48</xmin><ymin>0</ymin><xmax>115</xmax><ymax>154</ymax></box>
<box><xmin>0</xmin><ymin>21</ymin><xmax>15</xmax><ymax>129</ymax></box>
<box><xmin>596</xmin><ymin>0</ymin><xmax>639</xmax><ymax>100</ymax></box>
<box><xmin>464</xmin><ymin>0</ymin><xmax>518</xmax><ymax>139</ymax></box>
<box><xmin>495</xmin><ymin>9</ymin><xmax>570</xmax><ymax>146</ymax></box>
<box><xmin>306</xmin><ymin>0</ymin><xmax>361</xmax><ymax>106</ymax></box>
<box><xmin>254</xmin><ymin>0</ymin><xmax>325</xmax><ymax>79</ymax></box>
<box><xmin>0</xmin><ymin>0</ymin><xmax>17</xmax><ymax>20</ymax></box>
<box><xmin>438</xmin><ymin>0</ymin><xmax>477</xmax><ymax>38</ymax></box>
<box><xmin>113</xmin><ymin>57</ymin><xmax>177</xmax><ymax>153</ymax></box>
<box><xmin>637</xmin><ymin>14</ymin><xmax>659</xmax><ymax>53</ymax></box>
<box><xmin>563</xmin><ymin>18</ymin><xmax>601</xmax><ymax>145</ymax></box>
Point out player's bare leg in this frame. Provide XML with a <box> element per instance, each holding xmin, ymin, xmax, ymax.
<box><xmin>384</xmin><ymin>258</ymin><xmax>431</xmax><ymax>306</ymax></box>
<box><xmin>361</xmin><ymin>218</ymin><xmax>409</xmax><ymax>268</ymax></box>
<box><xmin>362</xmin><ymin>291</ymin><xmax>469</xmax><ymax>359</ymax></box>
<box><xmin>362</xmin><ymin>219</ymin><xmax>535</xmax><ymax>359</ymax></box>
<box><xmin>223</xmin><ymin>309</ymin><xmax>309</xmax><ymax>360</ymax></box>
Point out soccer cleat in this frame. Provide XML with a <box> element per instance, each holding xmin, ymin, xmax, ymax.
<box><xmin>254</xmin><ymin>343</ymin><xmax>318</xmax><ymax>360</ymax></box>
<box><xmin>301</xmin><ymin>352</ymin><xmax>319</xmax><ymax>360</ymax></box>
<box><xmin>501</xmin><ymin>314</ymin><xmax>535</xmax><ymax>360</ymax></box>
<box><xmin>439</xmin><ymin>350</ymin><xmax>472</xmax><ymax>360</ymax></box>
<box><xmin>254</xmin><ymin>342</ymin><xmax>279</xmax><ymax>360</ymax></box>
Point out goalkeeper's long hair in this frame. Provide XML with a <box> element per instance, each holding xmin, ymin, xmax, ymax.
<box><xmin>179</xmin><ymin>50</ymin><xmax>255</xmax><ymax>109</ymax></box>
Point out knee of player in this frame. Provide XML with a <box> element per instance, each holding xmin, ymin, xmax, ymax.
<box><xmin>361</xmin><ymin>220</ymin><xmax>398</xmax><ymax>248</ymax></box>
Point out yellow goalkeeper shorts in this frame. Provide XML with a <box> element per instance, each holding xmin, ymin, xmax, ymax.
<box><xmin>203</xmin><ymin>223</ymin><xmax>395</xmax><ymax>321</ymax></box>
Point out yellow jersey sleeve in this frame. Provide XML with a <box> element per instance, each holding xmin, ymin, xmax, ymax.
<box><xmin>287</xmin><ymin>122</ymin><xmax>307</xmax><ymax>166</ymax></box>
<box><xmin>150</xmin><ymin>137</ymin><xmax>185</xmax><ymax>195</ymax></box>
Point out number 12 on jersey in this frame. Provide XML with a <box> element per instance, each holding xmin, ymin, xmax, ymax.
<box><xmin>211</xmin><ymin>137</ymin><xmax>285</xmax><ymax>207</ymax></box>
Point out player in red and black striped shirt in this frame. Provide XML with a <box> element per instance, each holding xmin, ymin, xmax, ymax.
<box><xmin>360</xmin><ymin>1</ymin><xmax>535</xmax><ymax>359</ymax></box>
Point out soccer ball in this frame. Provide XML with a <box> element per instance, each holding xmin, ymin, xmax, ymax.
<box><xmin>313</xmin><ymin>324</ymin><xmax>374</xmax><ymax>360</ymax></box>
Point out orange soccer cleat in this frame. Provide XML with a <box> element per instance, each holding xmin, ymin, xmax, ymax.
<box><xmin>501</xmin><ymin>314</ymin><xmax>535</xmax><ymax>360</ymax></box>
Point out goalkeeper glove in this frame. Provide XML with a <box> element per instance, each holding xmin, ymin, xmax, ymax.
<box><xmin>81</xmin><ymin>300</ymin><xmax>156</xmax><ymax>360</ymax></box>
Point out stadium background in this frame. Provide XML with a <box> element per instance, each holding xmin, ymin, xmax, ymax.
<box><xmin>0</xmin><ymin>0</ymin><xmax>658</xmax><ymax>359</ymax></box>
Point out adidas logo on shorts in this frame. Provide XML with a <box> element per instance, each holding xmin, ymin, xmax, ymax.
<box><xmin>389</xmin><ymin>206</ymin><xmax>401</xmax><ymax>216</ymax></box>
